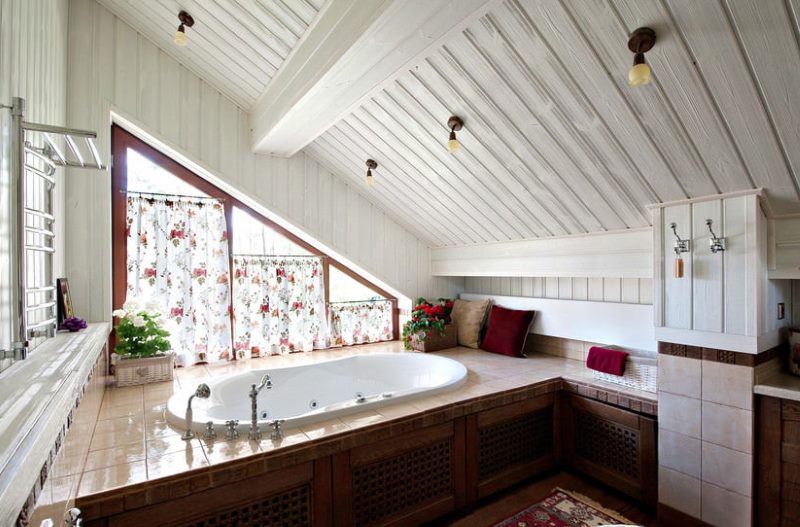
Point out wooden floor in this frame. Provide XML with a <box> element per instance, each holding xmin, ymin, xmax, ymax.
<box><xmin>440</xmin><ymin>471</ymin><xmax>657</xmax><ymax>527</ymax></box>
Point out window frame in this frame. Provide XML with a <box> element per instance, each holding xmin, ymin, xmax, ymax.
<box><xmin>111</xmin><ymin>125</ymin><xmax>399</xmax><ymax>350</ymax></box>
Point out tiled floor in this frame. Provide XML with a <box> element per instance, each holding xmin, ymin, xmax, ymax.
<box><xmin>61</xmin><ymin>342</ymin><xmax>655</xmax><ymax>498</ymax></box>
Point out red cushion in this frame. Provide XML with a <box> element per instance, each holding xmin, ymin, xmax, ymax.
<box><xmin>586</xmin><ymin>346</ymin><xmax>629</xmax><ymax>376</ymax></box>
<box><xmin>480</xmin><ymin>306</ymin><xmax>536</xmax><ymax>357</ymax></box>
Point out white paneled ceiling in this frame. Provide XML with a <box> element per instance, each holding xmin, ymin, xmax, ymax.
<box><xmin>96</xmin><ymin>0</ymin><xmax>326</xmax><ymax>108</ymax></box>
<box><xmin>304</xmin><ymin>0</ymin><xmax>800</xmax><ymax>246</ymax></box>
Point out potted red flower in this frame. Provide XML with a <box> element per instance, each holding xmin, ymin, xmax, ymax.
<box><xmin>402</xmin><ymin>297</ymin><xmax>457</xmax><ymax>352</ymax></box>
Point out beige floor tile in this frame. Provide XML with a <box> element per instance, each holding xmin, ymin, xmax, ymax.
<box><xmin>89</xmin><ymin>427</ymin><xmax>144</xmax><ymax>451</ymax></box>
<box><xmin>97</xmin><ymin>401</ymin><xmax>143</xmax><ymax>421</ymax></box>
<box><xmin>146</xmin><ymin>431</ymin><xmax>201</xmax><ymax>458</ymax></box>
<box><xmin>202</xmin><ymin>437</ymin><xmax>261</xmax><ymax>463</ymax></box>
<box><xmin>343</xmin><ymin>410</ymin><xmax>386</xmax><ymax>429</ymax></box>
<box><xmin>93</xmin><ymin>415</ymin><xmax>144</xmax><ymax>436</ymax></box>
<box><xmin>299</xmin><ymin>418</ymin><xmax>349</xmax><ymax>440</ymax></box>
<box><xmin>146</xmin><ymin>446</ymin><xmax>207</xmax><ymax>480</ymax></box>
<box><xmin>256</xmin><ymin>427</ymin><xmax>311</xmax><ymax>452</ymax></box>
<box><xmin>101</xmin><ymin>385</ymin><xmax>144</xmax><ymax>407</ymax></box>
<box><xmin>78</xmin><ymin>461</ymin><xmax>147</xmax><ymax>496</ymax></box>
<box><xmin>84</xmin><ymin>443</ymin><xmax>146</xmax><ymax>472</ymax></box>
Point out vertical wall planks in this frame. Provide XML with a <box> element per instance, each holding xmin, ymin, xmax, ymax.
<box><xmin>157</xmin><ymin>51</ymin><xmax>180</xmax><ymax>145</ymax></box>
<box><xmin>199</xmin><ymin>82</ymin><xmax>220</xmax><ymax>170</ymax></box>
<box><xmin>663</xmin><ymin>204</ymin><xmax>692</xmax><ymax>329</ymax></box>
<box><xmin>137</xmin><ymin>36</ymin><xmax>160</xmax><ymax>129</ymax></box>
<box><xmin>179</xmin><ymin>66</ymin><xmax>201</xmax><ymax>155</ymax></box>
<box><xmin>723</xmin><ymin>196</ymin><xmax>747</xmax><ymax>335</ymax></box>
<box><xmin>114</xmin><ymin>19</ymin><xmax>138</xmax><ymax>117</ymax></box>
<box><xmin>691</xmin><ymin>199</ymin><xmax>723</xmax><ymax>332</ymax></box>
<box><xmin>603</xmin><ymin>278</ymin><xmax>621</xmax><ymax>303</ymax></box>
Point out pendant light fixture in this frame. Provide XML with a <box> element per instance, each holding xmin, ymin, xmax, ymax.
<box><xmin>627</xmin><ymin>27</ymin><xmax>656</xmax><ymax>87</ymax></box>
<box><xmin>365</xmin><ymin>159</ymin><xmax>377</xmax><ymax>187</ymax></box>
<box><xmin>174</xmin><ymin>11</ymin><xmax>195</xmax><ymax>47</ymax></box>
<box><xmin>447</xmin><ymin>116</ymin><xmax>463</xmax><ymax>154</ymax></box>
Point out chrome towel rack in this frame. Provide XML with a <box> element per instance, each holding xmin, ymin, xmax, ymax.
<box><xmin>0</xmin><ymin>97</ymin><xmax>106</xmax><ymax>370</ymax></box>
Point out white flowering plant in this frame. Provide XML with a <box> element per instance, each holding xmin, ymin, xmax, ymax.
<box><xmin>112</xmin><ymin>300</ymin><xmax>171</xmax><ymax>358</ymax></box>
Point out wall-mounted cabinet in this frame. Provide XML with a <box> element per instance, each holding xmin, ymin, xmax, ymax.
<box><xmin>653</xmin><ymin>192</ymin><xmax>789</xmax><ymax>354</ymax></box>
<box><xmin>768</xmin><ymin>215</ymin><xmax>800</xmax><ymax>279</ymax></box>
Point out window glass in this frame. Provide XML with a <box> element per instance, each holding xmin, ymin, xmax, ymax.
<box><xmin>126</xmin><ymin>148</ymin><xmax>207</xmax><ymax>197</ymax></box>
<box><xmin>231</xmin><ymin>206</ymin><xmax>310</xmax><ymax>256</ymax></box>
<box><xmin>328</xmin><ymin>266</ymin><xmax>385</xmax><ymax>303</ymax></box>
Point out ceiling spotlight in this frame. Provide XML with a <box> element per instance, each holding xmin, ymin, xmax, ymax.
<box><xmin>447</xmin><ymin>116</ymin><xmax>463</xmax><ymax>154</ymax></box>
<box><xmin>366</xmin><ymin>159</ymin><xmax>377</xmax><ymax>187</ymax></box>
<box><xmin>174</xmin><ymin>11</ymin><xmax>194</xmax><ymax>47</ymax></box>
<box><xmin>627</xmin><ymin>27</ymin><xmax>656</xmax><ymax>87</ymax></box>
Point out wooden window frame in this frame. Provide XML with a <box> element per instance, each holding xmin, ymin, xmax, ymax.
<box><xmin>111</xmin><ymin>125</ymin><xmax>400</xmax><ymax>354</ymax></box>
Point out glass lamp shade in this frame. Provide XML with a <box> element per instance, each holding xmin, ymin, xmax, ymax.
<box><xmin>628</xmin><ymin>62</ymin><xmax>651</xmax><ymax>87</ymax></box>
<box><xmin>174</xmin><ymin>29</ymin><xmax>187</xmax><ymax>46</ymax></box>
<box><xmin>447</xmin><ymin>138</ymin><xmax>460</xmax><ymax>154</ymax></box>
<box><xmin>366</xmin><ymin>170</ymin><xmax>374</xmax><ymax>187</ymax></box>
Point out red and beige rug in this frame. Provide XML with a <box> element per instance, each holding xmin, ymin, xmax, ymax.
<box><xmin>493</xmin><ymin>488</ymin><xmax>638</xmax><ymax>527</ymax></box>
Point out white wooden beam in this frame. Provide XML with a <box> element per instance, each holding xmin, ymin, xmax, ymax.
<box><xmin>431</xmin><ymin>228</ymin><xmax>653</xmax><ymax>278</ymax></box>
<box><xmin>250</xmin><ymin>0</ymin><xmax>494</xmax><ymax>157</ymax></box>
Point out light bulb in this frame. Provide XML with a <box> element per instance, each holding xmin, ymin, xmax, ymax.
<box><xmin>174</xmin><ymin>28</ymin><xmax>187</xmax><ymax>46</ymax></box>
<box><xmin>628</xmin><ymin>62</ymin><xmax>651</xmax><ymax>87</ymax></box>
<box><xmin>447</xmin><ymin>139</ymin><xmax>460</xmax><ymax>153</ymax></box>
<box><xmin>366</xmin><ymin>169</ymin><xmax>374</xmax><ymax>187</ymax></box>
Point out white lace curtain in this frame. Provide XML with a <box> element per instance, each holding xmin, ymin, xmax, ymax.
<box><xmin>232</xmin><ymin>256</ymin><xmax>329</xmax><ymax>357</ymax></box>
<box><xmin>329</xmin><ymin>300</ymin><xmax>393</xmax><ymax>346</ymax></box>
<box><xmin>126</xmin><ymin>195</ymin><xmax>232</xmax><ymax>366</ymax></box>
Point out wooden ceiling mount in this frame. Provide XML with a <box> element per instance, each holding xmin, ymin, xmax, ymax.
<box><xmin>627</xmin><ymin>27</ymin><xmax>656</xmax><ymax>53</ymax></box>
<box><xmin>178</xmin><ymin>10</ymin><xmax>194</xmax><ymax>28</ymax></box>
<box><xmin>447</xmin><ymin>116</ymin><xmax>463</xmax><ymax>131</ymax></box>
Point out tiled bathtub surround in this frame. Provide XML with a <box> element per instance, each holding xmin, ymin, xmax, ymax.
<box><xmin>657</xmin><ymin>342</ymin><xmax>782</xmax><ymax>527</ymax></box>
<box><xmin>54</xmin><ymin>342</ymin><xmax>655</xmax><ymax>516</ymax></box>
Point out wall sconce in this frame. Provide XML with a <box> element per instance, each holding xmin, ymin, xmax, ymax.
<box><xmin>627</xmin><ymin>27</ymin><xmax>656</xmax><ymax>87</ymax></box>
<box><xmin>670</xmin><ymin>222</ymin><xmax>690</xmax><ymax>278</ymax></box>
<box><xmin>365</xmin><ymin>159</ymin><xmax>377</xmax><ymax>187</ymax></box>
<box><xmin>174</xmin><ymin>11</ymin><xmax>195</xmax><ymax>47</ymax></box>
<box><xmin>447</xmin><ymin>116</ymin><xmax>463</xmax><ymax>154</ymax></box>
<box><xmin>706</xmin><ymin>219</ymin><xmax>726</xmax><ymax>253</ymax></box>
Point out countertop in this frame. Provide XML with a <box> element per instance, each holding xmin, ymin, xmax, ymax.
<box><xmin>755</xmin><ymin>371</ymin><xmax>800</xmax><ymax>402</ymax></box>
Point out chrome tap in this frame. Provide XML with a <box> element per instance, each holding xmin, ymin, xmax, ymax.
<box><xmin>225</xmin><ymin>419</ymin><xmax>240</xmax><ymax>439</ymax></box>
<box><xmin>249</xmin><ymin>374</ymin><xmax>272</xmax><ymax>440</ymax></box>
<box><xmin>269</xmin><ymin>419</ymin><xmax>285</xmax><ymax>441</ymax></box>
<box><xmin>64</xmin><ymin>507</ymin><xmax>82</xmax><ymax>526</ymax></box>
<box><xmin>204</xmin><ymin>421</ymin><xmax>217</xmax><ymax>440</ymax></box>
<box><xmin>182</xmin><ymin>383</ymin><xmax>211</xmax><ymax>440</ymax></box>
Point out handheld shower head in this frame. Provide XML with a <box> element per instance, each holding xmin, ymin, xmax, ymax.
<box><xmin>183</xmin><ymin>383</ymin><xmax>211</xmax><ymax>440</ymax></box>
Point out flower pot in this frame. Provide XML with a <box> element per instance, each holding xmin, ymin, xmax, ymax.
<box><xmin>410</xmin><ymin>323</ymin><xmax>457</xmax><ymax>352</ymax></box>
<box><xmin>112</xmin><ymin>352</ymin><xmax>175</xmax><ymax>386</ymax></box>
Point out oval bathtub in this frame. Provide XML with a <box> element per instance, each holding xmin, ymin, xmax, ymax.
<box><xmin>166</xmin><ymin>353</ymin><xmax>468</xmax><ymax>432</ymax></box>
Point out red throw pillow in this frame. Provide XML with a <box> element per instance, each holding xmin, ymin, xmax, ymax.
<box><xmin>480</xmin><ymin>305</ymin><xmax>536</xmax><ymax>357</ymax></box>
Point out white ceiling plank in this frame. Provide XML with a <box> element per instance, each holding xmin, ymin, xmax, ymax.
<box><xmin>565</xmin><ymin>0</ymin><xmax>719</xmax><ymax>200</ymax></box>
<box><xmin>663</xmin><ymin>0</ymin><xmax>800</xmax><ymax>213</ymax></box>
<box><xmin>251</xmin><ymin>0</ymin><xmax>496</xmax><ymax>156</ymax></box>
<box><xmin>724</xmin><ymin>0</ymin><xmax>800</xmax><ymax>199</ymax></box>
<box><xmin>612</xmin><ymin>0</ymin><xmax>757</xmax><ymax>195</ymax></box>
<box><xmin>377</xmin><ymin>81</ymin><xmax>555</xmax><ymax>239</ymax></box>
<box><xmin>307</xmin><ymin>137</ymin><xmax>458</xmax><ymax>245</ymax></box>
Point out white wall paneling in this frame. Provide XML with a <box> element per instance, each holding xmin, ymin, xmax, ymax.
<box><xmin>461</xmin><ymin>293</ymin><xmax>656</xmax><ymax>352</ymax></box>
<box><xmin>654</xmin><ymin>192</ymin><xmax>789</xmax><ymax>353</ymax></box>
<box><xmin>65</xmin><ymin>0</ymin><xmax>461</xmax><ymax>323</ymax></box>
<box><xmin>0</xmin><ymin>0</ymin><xmax>69</xmax><ymax>349</ymax></box>
<box><xmin>464</xmin><ymin>276</ymin><xmax>653</xmax><ymax>306</ymax></box>
<box><xmin>431</xmin><ymin>228</ymin><xmax>653</xmax><ymax>278</ymax></box>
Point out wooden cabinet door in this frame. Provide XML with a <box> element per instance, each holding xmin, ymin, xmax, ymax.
<box><xmin>563</xmin><ymin>394</ymin><xmax>657</xmax><ymax>506</ymax></box>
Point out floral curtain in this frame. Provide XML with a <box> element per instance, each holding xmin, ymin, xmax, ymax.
<box><xmin>126</xmin><ymin>195</ymin><xmax>232</xmax><ymax>366</ymax></box>
<box><xmin>232</xmin><ymin>256</ymin><xmax>329</xmax><ymax>357</ymax></box>
<box><xmin>329</xmin><ymin>300</ymin><xmax>393</xmax><ymax>346</ymax></box>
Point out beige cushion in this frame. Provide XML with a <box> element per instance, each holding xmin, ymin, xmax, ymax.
<box><xmin>450</xmin><ymin>298</ymin><xmax>491</xmax><ymax>348</ymax></box>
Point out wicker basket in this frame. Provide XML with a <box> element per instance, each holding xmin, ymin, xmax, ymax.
<box><xmin>113</xmin><ymin>352</ymin><xmax>175</xmax><ymax>386</ymax></box>
<box><xmin>410</xmin><ymin>324</ymin><xmax>458</xmax><ymax>352</ymax></box>
<box><xmin>591</xmin><ymin>355</ymin><xmax>657</xmax><ymax>393</ymax></box>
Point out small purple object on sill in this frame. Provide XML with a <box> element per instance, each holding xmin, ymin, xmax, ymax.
<box><xmin>60</xmin><ymin>316</ymin><xmax>88</xmax><ymax>332</ymax></box>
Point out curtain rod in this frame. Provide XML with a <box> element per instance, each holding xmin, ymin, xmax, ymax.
<box><xmin>329</xmin><ymin>299</ymin><xmax>390</xmax><ymax>304</ymax></box>
<box><xmin>233</xmin><ymin>253</ymin><xmax>327</xmax><ymax>259</ymax></box>
<box><xmin>122</xmin><ymin>190</ymin><xmax>225</xmax><ymax>202</ymax></box>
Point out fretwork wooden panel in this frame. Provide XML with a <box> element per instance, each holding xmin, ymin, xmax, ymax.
<box><xmin>563</xmin><ymin>394</ymin><xmax>657</xmax><ymax>506</ymax></box>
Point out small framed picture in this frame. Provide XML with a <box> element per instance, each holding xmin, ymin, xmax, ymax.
<box><xmin>57</xmin><ymin>278</ymin><xmax>74</xmax><ymax>323</ymax></box>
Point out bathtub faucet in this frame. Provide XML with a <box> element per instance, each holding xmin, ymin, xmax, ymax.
<box><xmin>182</xmin><ymin>383</ymin><xmax>211</xmax><ymax>440</ymax></box>
<box><xmin>249</xmin><ymin>374</ymin><xmax>272</xmax><ymax>440</ymax></box>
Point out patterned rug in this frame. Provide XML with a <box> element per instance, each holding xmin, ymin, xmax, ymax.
<box><xmin>493</xmin><ymin>488</ymin><xmax>638</xmax><ymax>527</ymax></box>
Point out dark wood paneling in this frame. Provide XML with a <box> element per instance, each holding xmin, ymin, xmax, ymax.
<box><xmin>657</xmin><ymin>503</ymin><xmax>712</xmax><ymax>527</ymax></box>
<box><xmin>563</xmin><ymin>394</ymin><xmax>657</xmax><ymax>507</ymax></box>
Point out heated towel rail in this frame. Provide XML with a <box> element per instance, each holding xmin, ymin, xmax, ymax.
<box><xmin>0</xmin><ymin>97</ymin><xmax>105</xmax><ymax>373</ymax></box>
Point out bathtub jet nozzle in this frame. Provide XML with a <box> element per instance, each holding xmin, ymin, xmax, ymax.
<box><xmin>182</xmin><ymin>383</ymin><xmax>211</xmax><ymax>440</ymax></box>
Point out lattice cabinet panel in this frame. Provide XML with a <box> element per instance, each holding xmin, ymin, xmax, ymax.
<box><xmin>563</xmin><ymin>395</ymin><xmax>657</xmax><ymax>506</ymax></box>
<box><xmin>574</xmin><ymin>409</ymin><xmax>640</xmax><ymax>479</ymax></box>
<box><xmin>186</xmin><ymin>483</ymin><xmax>311</xmax><ymax>527</ymax></box>
<box><xmin>478</xmin><ymin>406</ymin><xmax>554</xmax><ymax>480</ymax></box>
<box><xmin>352</xmin><ymin>438</ymin><xmax>453</xmax><ymax>526</ymax></box>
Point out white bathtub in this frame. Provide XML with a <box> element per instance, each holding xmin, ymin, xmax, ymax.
<box><xmin>166</xmin><ymin>353</ymin><xmax>468</xmax><ymax>433</ymax></box>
